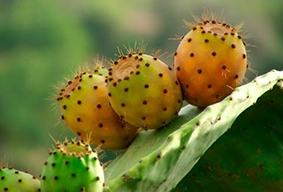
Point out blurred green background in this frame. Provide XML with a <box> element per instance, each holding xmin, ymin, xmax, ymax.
<box><xmin>1</xmin><ymin>0</ymin><xmax>282</xmax><ymax>177</ymax></box>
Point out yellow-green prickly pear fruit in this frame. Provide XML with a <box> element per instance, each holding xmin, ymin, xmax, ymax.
<box><xmin>174</xmin><ymin>14</ymin><xmax>248</xmax><ymax>107</ymax></box>
<box><xmin>107</xmin><ymin>53</ymin><xmax>182</xmax><ymax>130</ymax></box>
<box><xmin>56</xmin><ymin>66</ymin><xmax>139</xmax><ymax>150</ymax></box>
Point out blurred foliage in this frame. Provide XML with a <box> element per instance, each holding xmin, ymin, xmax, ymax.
<box><xmin>0</xmin><ymin>0</ymin><xmax>282</xmax><ymax>176</ymax></box>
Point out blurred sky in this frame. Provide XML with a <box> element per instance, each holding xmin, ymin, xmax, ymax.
<box><xmin>0</xmin><ymin>0</ymin><xmax>283</xmax><ymax>176</ymax></box>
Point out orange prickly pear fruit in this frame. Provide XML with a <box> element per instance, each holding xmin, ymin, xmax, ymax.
<box><xmin>56</xmin><ymin>65</ymin><xmax>139</xmax><ymax>150</ymax></box>
<box><xmin>174</xmin><ymin>14</ymin><xmax>248</xmax><ymax>107</ymax></box>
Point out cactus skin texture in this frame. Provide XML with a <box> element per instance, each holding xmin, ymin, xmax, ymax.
<box><xmin>107</xmin><ymin>53</ymin><xmax>182</xmax><ymax>129</ymax></box>
<box><xmin>57</xmin><ymin>67</ymin><xmax>139</xmax><ymax>150</ymax></box>
<box><xmin>0</xmin><ymin>167</ymin><xmax>40</xmax><ymax>192</ymax></box>
<box><xmin>40</xmin><ymin>139</ymin><xmax>104</xmax><ymax>192</ymax></box>
<box><xmin>174</xmin><ymin>79</ymin><xmax>283</xmax><ymax>192</ymax></box>
<box><xmin>104</xmin><ymin>70</ymin><xmax>283</xmax><ymax>192</ymax></box>
<box><xmin>174</xmin><ymin>16</ymin><xmax>247</xmax><ymax>107</ymax></box>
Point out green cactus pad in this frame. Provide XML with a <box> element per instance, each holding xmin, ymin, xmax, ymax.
<box><xmin>174</xmin><ymin>83</ymin><xmax>283</xmax><ymax>191</ymax></box>
<box><xmin>40</xmin><ymin>139</ymin><xmax>104</xmax><ymax>192</ymax></box>
<box><xmin>104</xmin><ymin>70</ymin><xmax>283</xmax><ymax>192</ymax></box>
<box><xmin>0</xmin><ymin>167</ymin><xmax>40</xmax><ymax>192</ymax></box>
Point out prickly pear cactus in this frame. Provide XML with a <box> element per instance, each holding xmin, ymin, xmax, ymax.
<box><xmin>104</xmin><ymin>70</ymin><xmax>283</xmax><ymax>192</ymax></box>
<box><xmin>107</xmin><ymin>53</ymin><xmax>182</xmax><ymax>129</ymax></box>
<box><xmin>57</xmin><ymin>66</ymin><xmax>139</xmax><ymax>150</ymax></box>
<box><xmin>174</xmin><ymin>83</ymin><xmax>283</xmax><ymax>192</ymax></box>
<box><xmin>0</xmin><ymin>167</ymin><xmax>40</xmax><ymax>192</ymax></box>
<box><xmin>40</xmin><ymin>139</ymin><xmax>104</xmax><ymax>192</ymax></box>
<box><xmin>174</xmin><ymin>15</ymin><xmax>247</xmax><ymax>107</ymax></box>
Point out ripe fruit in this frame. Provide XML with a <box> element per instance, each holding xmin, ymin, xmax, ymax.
<box><xmin>57</xmin><ymin>66</ymin><xmax>139</xmax><ymax>150</ymax></box>
<box><xmin>174</xmin><ymin>15</ymin><xmax>247</xmax><ymax>107</ymax></box>
<box><xmin>40</xmin><ymin>139</ymin><xmax>104</xmax><ymax>192</ymax></box>
<box><xmin>107</xmin><ymin>53</ymin><xmax>182</xmax><ymax>129</ymax></box>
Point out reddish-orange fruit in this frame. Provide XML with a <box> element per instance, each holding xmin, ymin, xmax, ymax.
<box><xmin>56</xmin><ymin>67</ymin><xmax>139</xmax><ymax>150</ymax></box>
<box><xmin>174</xmin><ymin>16</ymin><xmax>247</xmax><ymax>107</ymax></box>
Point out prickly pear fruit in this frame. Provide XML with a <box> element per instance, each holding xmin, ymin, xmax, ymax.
<box><xmin>107</xmin><ymin>53</ymin><xmax>182</xmax><ymax>129</ymax></box>
<box><xmin>57</xmin><ymin>66</ymin><xmax>139</xmax><ymax>150</ymax></box>
<box><xmin>40</xmin><ymin>139</ymin><xmax>104</xmax><ymax>192</ymax></box>
<box><xmin>174</xmin><ymin>15</ymin><xmax>247</xmax><ymax>107</ymax></box>
<box><xmin>0</xmin><ymin>167</ymin><xmax>40</xmax><ymax>192</ymax></box>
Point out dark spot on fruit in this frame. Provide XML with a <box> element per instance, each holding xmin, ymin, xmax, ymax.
<box><xmin>144</xmin><ymin>84</ymin><xmax>149</xmax><ymax>88</ymax></box>
<box><xmin>196</xmin><ymin>122</ymin><xmax>200</xmax><ymax>126</ymax></box>
<box><xmin>168</xmin><ymin>66</ymin><xmax>172</xmax><ymax>70</ymax></box>
<box><xmin>134</xmin><ymin>56</ymin><xmax>139</xmax><ymax>60</ymax></box>
<box><xmin>71</xmin><ymin>173</ymin><xmax>75</xmax><ymax>178</ymax></box>
<box><xmin>222</xmin><ymin>65</ymin><xmax>227</xmax><ymax>70</ymax></box>
<box><xmin>139</xmin><ymin>58</ymin><xmax>143</xmax><ymax>61</ymax></box>
<box><xmin>54</xmin><ymin>176</ymin><xmax>58</xmax><ymax>180</ymax></box>
<box><xmin>128</xmin><ymin>53</ymin><xmax>132</xmax><ymax>57</ymax></box>
<box><xmin>221</xmin><ymin>37</ymin><xmax>225</xmax><ymax>41</ymax></box>
<box><xmin>208</xmin><ymin>84</ymin><xmax>212</xmax><ymax>88</ymax></box>
<box><xmin>159</xmin><ymin>73</ymin><xmax>163</xmax><ymax>77</ymax></box>
<box><xmin>51</xmin><ymin>163</ymin><xmax>55</xmax><ymax>167</ymax></box>
<box><xmin>202</xmin><ymin>31</ymin><xmax>206</xmax><ymax>34</ymax></box>
<box><xmin>77</xmin><ymin>132</ymin><xmax>81</xmax><ymax>136</ymax></box>
<box><xmin>156</xmin><ymin>155</ymin><xmax>161</xmax><ymax>160</ymax></box>
<box><xmin>197</xmin><ymin>69</ymin><xmax>202</xmax><ymax>74</ymax></box>
<box><xmin>77</xmin><ymin>100</ymin><xmax>81</xmax><ymax>105</ymax></box>
<box><xmin>163</xmin><ymin>89</ymin><xmax>168</xmax><ymax>93</ymax></box>
<box><xmin>174</xmin><ymin>52</ymin><xmax>177</xmax><ymax>56</ymax></box>
<box><xmin>68</xmin><ymin>81</ymin><xmax>72</xmax><ymax>85</ymax></box>
<box><xmin>113</xmin><ymin>82</ymin><xmax>117</xmax><ymax>87</ymax></box>
<box><xmin>212</xmin><ymin>52</ymin><xmax>217</xmax><ymax>56</ymax></box>
<box><xmin>101</xmin><ymin>140</ymin><xmax>105</xmax><ymax>144</ymax></box>
<box><xmin>186</xmin><ymin>84</ymin><xmax>189</xmax><ymax>88</ymax></box>
<box><xmin>108</xmin><ymin>93</ymin><xmax>112</xmax><ymax>97</ymax></box>
<box><xmin>205</xmin><ymin>39</ymin><xmax>209</xmax><ymax>43</ymax></box>
<box><xmin>97</xmin><ymin>104</ymin><xmax>101</xmax><ymax>108</ymax></box>
<box><xmin>238</xmin><ymin>35</ymin><xmax>242</xmax><ymax>39</ymax></box>
<box><xmin>124</xmin><ymin>88</ymin><xmax>128</xmax><ymax>92</ymax></box>
<box><xmin>77</xmin><ymin>117</ymin><xmax>81</xmax><ymax>122</ymax></box>
<box><xmin>231</xmin><ymin>44</ymin><xmax>236</xmax><ymax>49</ymax></box>
<box><xmin>143</xmin><ymin>100</ymin><xmax>147</xmax><ymax>105</ymax></box>
<box><xmin>176</xmin><ymin>81</ymin><xmax>179</xmax><ymax>85</ymax></box>
<box><xmin>18</xmin><ymin>179</ymin><xmax>22</xmax><ymax>182</ymax></box>
<box><xmin>141</xmin><ymin>116</ymin><xmax>146</xmax><ymax>120</ymax></box>
<box><xmin>235</xmin><ymin>74</ymin><xmax>239</xmax><ymax>79</ymax></box>
<box><xmin>153</xmin><ymin>57</ymin><xmax>157</xmax><ymax>60</ymax></box>
<box><xmin>78</xmin><ymin>86</ymin><xmax>81</xmax><ymax>90</ymax></box>
<box><xmin>178</xmin><ymin>99</ymin><xmax>181</xmax><ymax>103</ymax></box>
<box><xmin>243</xmin><ymin>54</ymin><xmax>246</xmax><ymax>59</ymax></box>
<box><xmin>136</xmin><ymin>64</ymin><xmax>140</xmax><ymax>68</ymax></box>
<box><xmin>213</xmin><ymin>33</ymin><xmax>217</xmax><ymax>36</ymax></box>
<box><xmin>63</xmin><ymin>105</ymin><xmax>67</xmax><ymax>109</ymax></box>
<box><xmin>114</xmin><ymin>61</ymin><xmax>118</xmax><ymax>65</ymax></box>
<box><xmin>224</xmin><ymin>33</ymin><xmax>228</xmax><ymax>35</ymax></box>
<box><xmin>136</xmin><ymin>71</ymin><xmax>140</xmax><ymax>75</ymax></box>
<box><xmin>93</xmin><ymin>86</ymin><xmax>98</xmax><ymax>90</ymax></box>
<box><xmin>65</xmin><ymin>161</ymin><xmax>69</xmax><ymax>165</ymax></box>
<box><xmin>259</xmin><ymin>164</ymin><xmax>263</xmax><ymax>169</ymax></box>
<box><xmin>190</xmin><ymin>53</ymin><xmax>194</xmax><ymax>57</ymax></box>
<box><xmin>124</xmin><ymin>76</ymin><xmax>129</xmax><ymax>80</ymax></box>
<box><xmin>121</xmin><ymin>103</ymin><xmax>125</xmax><ymax>107</ymax></box>
<box><xmin>212</xmin><ymin>20</ymin><xmax>216</xmax><ymax>24</ymax></box>
<box><xmin>216</xmin><ymin>95</ymin><xmax>219</xmax><ymax>99</ymax></box>
<box><xmin>145</xmin><ymin>63</ymin><xmax>150</xmax><ymax>67</ymax></box>
<box><xmin>177</xmin><ymin>66</ymin><xmax>180</xmax><ymax>71</ymax></box>
<box><xmin>163</xmin><ymin>107</ymin><xmax>167</xmax><ymax>111</ymax></box>
<box><xmin>122</xmin><ymin>56</ymin><xmax>126</xmax><ymax>60</ymax></box>
<box><xmin>98</xmin><ymin>123</ymin><xmax>103</xmax><ymax>128</ymax></box>
<box><xmin>188</xmin><ymin>38</ymin><xmax>192</xmax><ymax>42</ymax></box>
<box><xmin>231</xmin><ymin>32</ymin><xmax>235</xmax><ymax>36</ymax></box>
<box><xmin>88</xmin><ymin>75</ymin><xmax>92</xmax><ymax>78</ymax></box>
<box><xmin>192</xmin><ymin>27</ymin><xmax>197</xmax><ymax>30</ymax></box>
<box><xmin>61</xmin><ymin>115</ymin><xmax>64</xmax><ymax>120</ymax></box>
